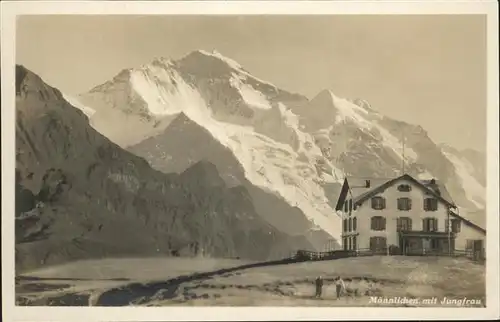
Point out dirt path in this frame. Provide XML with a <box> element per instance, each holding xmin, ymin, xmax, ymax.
<box><xmin>95</xmin><ymin>258</ymin><xmax>295</xmax><ymax>306</ymax></box>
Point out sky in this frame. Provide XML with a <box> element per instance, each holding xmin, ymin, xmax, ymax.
<box><xmin>16</xmin><ymin>15</ymin><xmax>487</xmax><ymax>152</ymax></box>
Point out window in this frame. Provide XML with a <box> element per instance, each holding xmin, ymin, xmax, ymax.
<box><xmin>370</xmin><ymin>236</ymin><xmax>387</xmax><ymax>252</ymax></box>
<box><xmin>397</xmin><ymin>197</ymin><xmax>412</xmax><ymax>211</ymax></box>
<box><xmin>397</xmin><ymin>184</ymin><xmax>412</xmax><ymax>192</ymax></box>
<box><xmin>353</xmin><ymin>217</ymin><xmax>357</xmax><ymax>231</ymax></box>
<box><xmin>348</xmin><ymin>218</ymin><xmax>352</xmax><ymax>232</ymax></box>
<box><xmin>371</xmin><ymin>196</ymin><xmax>386</xmax><ymax>210</ymax></box>
<box><xmin>344</xmin><ymin>201</ymin><xmax>348</xmax><ymax>213</ymax></box>
<box><xmin>352</xmin><ymin>236</ymin><xmax>357</xmax><ymax>250</ymax></box>
<box><xmin>423</xmin><ymin>217</ymin><xmax>438</xmax><ymax>232</ymax></box>
<box><xmin>424</xmin><ymin>198</ymin><xmax>438</xmax><ymax>211</ymax></box>
<box><xmin>397</xmin><ymin>217</ymin><xmax>413</xmax><ymax>231</ymax></box>
<box><xmin>348</xmin><ymin>199</ymin><xmax>353</xmax><ymax>212</ymax></box>
<box><xmin>446</xmin><ymin>219</ymin><xmax>461</xmax><ymax>233</ymax></box>
<box><xmin>343</xmin><ymin>218</ymin><xmax>348</xmax><ymax>233</ymax></box>
<box><xmin>348</xmin><ymin>237</ymin><xmax>351</xmax><ymax>250</ymax></box>
<box><xmin>343</xmin><ymin>237</ymin><xmax>348</xmax><ymax>250</ymax></box>
<box><xmin>371</xmin><ymin>216</ymin><xmax>386</xmax><ymax>231</ymax></box>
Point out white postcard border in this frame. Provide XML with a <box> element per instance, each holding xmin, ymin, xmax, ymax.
<box><xmin>1</xmin><ymin>1</ymin><xmax>498</xmax><ymax>321</ymax></box>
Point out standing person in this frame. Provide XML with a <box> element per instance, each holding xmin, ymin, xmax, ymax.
<box><xmin>315</xmin><ymin>276</ymin><xmax>324</xmax><ymax>298</ymax></box>
<box><xmin>335</xmin><ymin>276</ymin><xmax>346</xmax><ymax>299</ymax></box>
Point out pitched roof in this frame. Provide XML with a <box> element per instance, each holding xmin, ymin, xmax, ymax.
<box><xmin>449</xmin><ymin>208</ymin><xmax>486</xmax><ymax>234</ymax></box>
<box><xmin>345</xmin><ymin>176</ymin><xmax>392</xmax><ymax>199</ymax></box>
<box><xmin>334</xmin><ymin>179</ymin><xmax>349</xmax><ymax>211</ymax></box>
<box><xmin>334</xmin><ymin>176</ymin><xmax>392</xmax><ymax>211</ymax></box>
<box><xmin>419</xmin><ymin>179</ymin><xmax>454</xmax><ymax>205</ymax></box>
<box><xmin>352</xmin><ymin>174</ymin><xmax>456</xmax><ymax>208</ymax></box>
<box><xmin>334</xmin><ymin>174</ymin><xmax>486</xmax><ymax>234</ymax></box>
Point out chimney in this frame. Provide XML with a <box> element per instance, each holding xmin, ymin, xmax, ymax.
<box><xmin>430</xmin><ymin>178</ymin><xmax>436</xmax><ymax>185</ymax></box>
<box><xmin>365</xmin><ymin>180</ymin><xmax>371</xmax><ymax>188</ymax></box>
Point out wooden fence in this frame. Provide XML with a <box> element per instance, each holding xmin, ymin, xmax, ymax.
<box><xmin>292</xmin><ymin>248</ymin><xmax>485</xmax><ymax>263</ymax></box>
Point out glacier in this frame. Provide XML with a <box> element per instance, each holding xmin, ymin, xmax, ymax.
<box><xmin>125</xmin><ymin>64</ymin><xmax>344</xmax><ymax>238</ymax></box>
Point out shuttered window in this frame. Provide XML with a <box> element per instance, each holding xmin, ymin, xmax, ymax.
<box><xmin>397</xmin><ymin>217</ymin><xmax>412</xmax><ymax>231</ymax></box>
<box><xmin>371</xmin><ymin>196</ymin><xmax>386</xmax><ymax>210</ymax></box>
<box><xmin>353</xmin><ymin>217</ymin><xmax>357</xmax><ymax>231</ymax></box>
<box><xmin>370</xmin><ymin>236</ymin><xmax>387</xmax><ymax>251</ymax></box>
<box><xmin>423</xmin><ymin>217</ymin><xmax>438</xmax><ymax>232</ymax></box>
<box><xmin>424</xmin><ymin>198</ymin><xmax>438</xmax><ymax>211</ymax></box>
<box><xmin>343</xmin><ymin>218</ymin><xmax>348</xmax><ymax>233</ymax></box>
<box><xmin>446</xmin><ymin>219</ymin><xmax>461</xmax><ymax>233</ymax></box>
<box><xmin>348</xmin><ymin>218</ymin><xmax>352</xmax><ymax>232</ymax></box>
<box><xmin>397</xmin><ymin>197</ymin><xmax>412</xmax><ymax>211</ymax></box>
<box><xmin>371</xmin><ymin>216</ymin><xmax>386</xmax><ymax>231</ymax></box>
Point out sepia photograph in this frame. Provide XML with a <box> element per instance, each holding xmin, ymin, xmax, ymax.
<box><xmin>1</xmin><ymin>1</ymin><xmax>499</xmax><ymax>321</ymax></box>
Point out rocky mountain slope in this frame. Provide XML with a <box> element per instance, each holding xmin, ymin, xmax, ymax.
<box><xmin>128</xmin><ymin>112</ymin><xmax>333</xmax><ymax>248</ymax></box>
<box><xmin>77</xmin><ymin>50</ymin><xmax>486</xmax><ymax>238</ymax></box>
<box><xmin>14</xmin><ymin>65</ymin><xmax>314</xmax><ymax>272</ymax></box>
<box><xmin>299</xmin><ymin>90</ymin><xmax>486</xmax><ymax>215</ymax></box>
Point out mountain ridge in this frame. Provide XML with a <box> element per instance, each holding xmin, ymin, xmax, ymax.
<box><xmin>75</xmin><ymin>50</ymin><xmax>486</xmax><ymax>237</ymax></box>
<box><xmin>14</xmin><ymin>65</ymin><xmax>315</xmax><ymax>272</ymax></box>
<box><xmin>128</xmin><ymin>111</ymin><xmax>335</xmax><ymax>249</ymax></box>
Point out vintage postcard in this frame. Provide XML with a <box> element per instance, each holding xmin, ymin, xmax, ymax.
<box><xmin>1</xmin><ymin>1</ymin><xmax>499</xmax><ymax>321</ymax></box>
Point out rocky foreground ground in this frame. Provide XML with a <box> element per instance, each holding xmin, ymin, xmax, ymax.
<box><xmin>16</xmin><ymin>256</ymin><xmax>485</xmax><ymax>307</ymax></box>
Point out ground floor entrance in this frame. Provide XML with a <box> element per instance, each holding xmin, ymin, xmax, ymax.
<box><xmin>471</xmin><ymin>239</ymin><xmax>485</xmax><ymax>261</ymax></box>
<box><xmin>399</xmin><ymin>232</ymin><xmax>455</xmax><ymax>256</ymax></box>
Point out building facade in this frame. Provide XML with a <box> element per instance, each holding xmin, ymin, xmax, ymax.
<box><xmin>335</xmin><ymin>174</ymin><xmax>486</xmax><ymax>257</ymax></box>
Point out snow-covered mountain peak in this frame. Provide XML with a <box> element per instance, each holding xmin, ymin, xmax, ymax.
<box><xmin>177</xmin><ymin>49</ymin><xmax>278</xmax><ymax>89</ymax></box>
<box><xmin>78</xmin><ymin>51</ymin><xmax>486</xmax><ymax>239</ymax></box>
<box><xmin>195</xmin><ymin>49</ymin><xmax>245</xmax><ymax>70</ymax></box>
<box><xmin>310</xmin><ymin>89</ymin><xmax>335</xmax><ymax>106</ymax></box>
<box><xmin>178</xmin><ymin>49</ymin><xmax>244</xmax><ymax>75</ymax></box>
<box><xmin>307</xmin><ymin>89</ymin><xmax>373</xmax><ymax>117</ymax></box>
<box><xmin>292</xmin><ymin>89</ymin><xmax>379</xmax><ymax>133</ymax></box>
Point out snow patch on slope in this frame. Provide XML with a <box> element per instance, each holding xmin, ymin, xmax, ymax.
<box><xmin>442</xmin><ymin>150</ymin><xmax>485</xmax><ymax>209</ymax></box>
<box><xmin>277</xmin><ymin>102</ymin><xmax>342</xmax><ymax>183</ymax></box>
<box><xmin>230</xmin><ymin>73</ymin><xmax>272</xmax><ymax>110</ymax></box>
<box><xmin>328</xmin><ymin>90</ymin><xmax>418</xmax><ymax>163</ymax></box>
<box><xmin>376</xmin><ymin>125</ymin><xmax>418</xmax><ymax>162</ymax></box>
<box><xmin>329</xmin><ymin>91</ymin><xmax>372</xmax><ymax>129</ymax></box>
<box><xmin>62</xmin><ymin>93</ymin><xmax>96</xmax><ymax>118</ymax></box>
<box><xmin>129</xmin><ymin>65</ymin><xmax>189</xmax><ymax>116</ymax></box>
<box><xmin>132</xmin><ymin>68</ymin><xmax>342</xmax><ymax>239</ymax></box>
<box><xmin>278</xmin><ymin>103</ymin><xmax>323</xmax><ymax>156</ymax></box>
